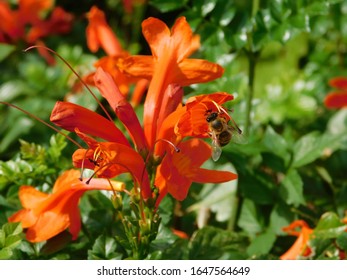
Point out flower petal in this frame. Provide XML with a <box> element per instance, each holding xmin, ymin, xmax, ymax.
<box><xmin>94</xmin><ymin>67</ymin><xmax>148</xmax><ymax>151</ymax></box>
<box><xmin>142</xmin><ymin>17</ymin><xmax>171</xmax><ymax>59</ymax></box>
<box><xmin>50</xmin><ymin>101</ymin><xmax>130</xmax><ymax>146</ymax></box>
<box><xmin>177</xmin><ymin>59</ymin><xmax>224</xmax><ymax>86</ymax></box>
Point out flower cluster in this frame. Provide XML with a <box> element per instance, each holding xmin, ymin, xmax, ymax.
<box><xmin>9</xmin><ymin>6</ymin><xmax>238</xmax><ymax>245</ymax></box>
<box><xmin>0</xmin><ymin>0</ymin><xmax>73</xmax><ymax>64</ymax></box>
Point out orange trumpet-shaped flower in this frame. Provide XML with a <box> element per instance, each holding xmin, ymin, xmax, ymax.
<box><xmin>155</xmin><ymin>138</ymin><xmax>237</xmax><ymax>205</ymax></box>
<box><xmin>50</xmin><ymin>100</ymin><xmax>130</xmax><ymax>146</ymax></box>
<box><xmin>280</xmin><ymin>220</ymin><xmax>313</xmax><ymax>260</ymax></box>
<box><xmin>324</xmin><ymin>77</ymin><xmax>347</xmax><ymax>109</ymax></box>
<box><xmin>86</xmin><ymin>6</ymin><xmax>122</xmax><ymax>56</ymax></box>
<box><xmin>80</xmin><ymin>6</ymin><xmax>148</xmax><ymax>103</ymax></box>
<box><xmin>118</xmin><ymin>17</ymin><xmax>224</xmax><ymax>148</ymax></box>
<box><xmin>72</xmin><ymin>130</ymin><xmax>151</xmax><ymax>199</ymax></box>
<box><xmin>8</xmin><ymin>169</ymin><xmax>124</xmax><ymax>243</ymax></box>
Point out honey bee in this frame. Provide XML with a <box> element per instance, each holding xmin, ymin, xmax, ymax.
<box><xmin>206</xmin><ymin>110</ymin><xmax>244</xmax><ymax>161</ymax></box>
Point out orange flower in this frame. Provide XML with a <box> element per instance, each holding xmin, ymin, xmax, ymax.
<box><xmin>8</xmin><ymin>169</ymin><xmax>124</xmax><ymax>243</ymax></box>
<box><xmin>118</xmin><ymin>17</ymin><xmax>224</xmax><ymax>148</ymax></box>
<box><xmin>72</xmin><ymin>130</ymin><xmax>151</xmax><ymax>199</ymax></box>
<box><xmin>0</xmin><ymin>0</ymin><xmax>73</xmax><ymax>64</ymax></box>
<box><xmin>86</xmin><ymin>6</ymin><xmax>122</xmax><ymax>56</ymax></box>
<box><xmin>280</xmin><ymin>220</ymin><xmax>313</xmax><ymax>260</ymax></box>
<box><xmin>79</xmin><ymin>6</ymin><xmax>148</xmax><ymax>103</ymax></box>
<box><xmin>155</xmin><ymin>139</ymin><xmax>237</xmax><ymax>205</ymax></box>
<box><xmin>324</xmin><ymin>77</ymin><xmax>347</xmax><ymax>109</ymax></box>
<box><xmin>50</xmin><ymin>100</ymin><xmax>130</xmax><ymax>146</ymax></box>
<box><xmin>154</xmin><ymin>92</ymin><xmax>234</xmax><ymax>157</ymax></box>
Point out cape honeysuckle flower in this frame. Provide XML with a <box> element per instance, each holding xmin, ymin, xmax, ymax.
<box><xmin>86</xmin><ymin>6</ymin><xmax>122</xmax><ymax>56</ymax></box>
<box><xmin>154</xmin><ymin>92</ymin><xmax>234</xmax><ymax>157</ymax></box>
<box><xmin>324</xmin><ymin>77</ymin><xmax>347</xmax><ymax>109</ymax></box>
<box><xmin>74</xmin><ymin>6</ymin><xmax>148</xmax><ymax>105</ymax></box>
<box><xmin>72</xmin><ymin>129</ymin><xmax>151</xmax><ymax>199</ymax></box>
<box><xmin>280</xmin><ymin>220</ymin><xmax>313</xmax><ymax>260</ymax></box>
<box><xmin>51</xmin><ymin>68</ymin><xmax>151</xmax><ymax>199</ymax></box>
<box><xmin>8</xmin><ymin>169</ymin><xmax>125</xmax><ymax>243</ymax></box>
<box><xmin>155</xmin><ymin>138</ymin><xmax>238</xmax><ymax>205</ymax></box>
<box><xmin>117</xmin><ymin>16</ymin><xmax>224</xmax><ymax>148</ymax></box>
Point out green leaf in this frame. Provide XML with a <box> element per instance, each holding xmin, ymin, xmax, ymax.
<box><xmin>262</xmin><ymin>125</ymin><xmax>290</xmax><ymax>163</ymax></box>
<box><xmin>3</xmin><ymin>222</ymin><xmax>22</xmax><ymax>236</ymax></box>
<box><xmin>188</xmin><ymin>226</ymin><xmax>248</xmax><ymax>259</ymax></box>
<box><xmin>149</xmin><ymin>0</ymin><xmax>189</xmax><ymax>12</ymax></box>
<box><xmin>315</xmin><ymin>212</ymin><xmax>344</xmax><ymax>230</ymax></box>
<box><xmin>0</xmin><ymin>44</ymin><xmax>15</xmax><ymax>62</ymax></box>
<box><xmin>0</xmin><ymin>248</ymin><xmax>13</xmax><ymax>260</ymax></box>
<box><xmin>88</xmin><ymin>234</ymin><xmax>122</xmax><ymax>260</ymax></box>
<box><xmin>336</xmin><ymin>232</ymin><xmax>347</xmax><ymax>252</ymax></box>
<box><xmin>246</xmin><ymin>229</ymin><xmax>277</xmax><ymax>256</ymax></box>
<box><xmin>279</xmin><ymin>169</ymin><xmax>305</xmax><ymax>206</ymax></box>
<box><xmin>237</xmin><ymin>199</ymin><xmax>262</xmax><ymax>235</ymax></box>
<box><xmin>269</xmin><ymin>203</ymin><xmax>295</xmax><ymax>234</ymax></box>
<box><xmin>292</xmin><ymin>132</ymin><xmax>342</xmax><ymax>168</ymax></box>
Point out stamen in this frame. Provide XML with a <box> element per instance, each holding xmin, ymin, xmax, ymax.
<box><xmin>79</xmin><ymin>148</ymin><xmax>91</xmax><ymax>181</ymax></box>
<box><xmin>24</xmin><ymin>45</ymin><xmax>114</xmax><ymax>123</ymax></box>
<box><xmin>0</xmin><ymin>101</ymin><xmax>83</xmax><ymax>148</ymax></box>
<box><xmin>154</xmin><ymin>139</ymin><xmax>180</xmax><ymax>153</ymax></box>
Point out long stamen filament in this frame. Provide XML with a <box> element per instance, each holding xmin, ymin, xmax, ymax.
<box><xmin>24</xmin><ymin>45</ymin><xmax>114</xmax><ymax>123</ymax></box>
<box><xmin>1</xmin><ymin>101</ymin><xmax>83</xmax><ymax>148</ymax></box>
<box><xmin>154</xmin><ymin>138</ymin><xmax>180</xmax><ymax>153</ymax></box>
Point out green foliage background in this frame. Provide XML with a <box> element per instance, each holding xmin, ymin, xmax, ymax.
<box><xmin>1</xmin><ymin>0</ymin><xmax>347</xmax><ymax>259</ymax></box>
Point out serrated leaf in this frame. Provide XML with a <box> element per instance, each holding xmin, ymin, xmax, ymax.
<box><xmin>279</xmin><ymin>169</ymin><xmax>305</xmax><ymax>206</ymax></box>
<box><xmin>4</xmin><ymin>235</ymin><xmax>22</xmax><ymax>249</ymax></box>
<box><xmin>88</xmin><ymin>234</ymin><xmax>122</xmax><ymax>260</ymax></box>
<box><xmin>188</xmin><ymin>226</ymin><xmax>248</xmax><ymax>259</ymax></box>
<box><xmin>2</xmin><ymin>222</ymin><xmax>22</xmax><ymax>236</ymax></box>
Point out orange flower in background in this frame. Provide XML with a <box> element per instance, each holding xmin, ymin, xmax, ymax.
<box><xmin>118</xmin><ymin>17</ymin><xmax>224</xmax><ymax>148</ymax></box>
<box><xmin>0</xmin><ymin>0</ymin><xmax>73</xmax><ymax>64</ymax></box>
<box><xmin>280</xmin><ymin>220</ymin><xmax>313</xmax><ymax>260</ymax></box>
<box><xmin>8</xmin><ymin>169</ymin><xmax>124</xmax><ymax>243</ymax></box>
<box><xmin>324</xmin><ymin>77</ymin><xmax>347</xmax><ymax>109</ymax></box>
<box><xmin>86</xmin><ymin>6</ymin><xmax>122</xmax><ymax>56</ymax></box>
<box><xmin>155</xmin><ymin>139</ymin><xmax>237</xmax><ymax>205</ymax></box>
<box><xmin>80</xmin><ymin>6</ymin><xmax>148</xmax><ymax>103</ymax></box>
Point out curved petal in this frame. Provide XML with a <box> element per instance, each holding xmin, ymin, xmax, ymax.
<box><xmin>176</xmin><ymin>59</ymin><xmax>224</xmax><ymax>86</ymax></box>
<box><xmin>142</xmin><ymin>17</ymin><xmax>170</xmax><ymax>59</ymax></box>
<box><xmin>25</xmin><ymin>211</ymin><xmax>69</xmax><ymax>242</ymax></box>
<box><xmin>50</xmin><ymin>101</ymin><xmax>130</xmax><ymax>146</ymax></box>
<box><xmin>94</xmin><ymin>68</ymin><xmax>148</xmax><ymax>151</ymax></box>
<box><xmin>171</xmin><ymin>17</ymin><xmax>200</xmax><ymax>61</ymax></box>
<box><xmin>86</xmin><ymin>6</ymin><xmax>122</xmax><ymax>55</ymax></box>
<box><xmin>192</xmin><ymin>168</ymin><xmax>238</xmax><ymax>184</ymax></box>
<box><xmin>18</xmin><ymin>186</ymin><xmax>49</xmax><ymax>208</ymax></box>
<box><xmin>119</xmin><ymin>55</ymin><xmax>154</xmax><ymax>79</ymax></box>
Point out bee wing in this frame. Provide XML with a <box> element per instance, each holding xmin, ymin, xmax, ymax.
<box><xmin>211</xmin><ymin>131</ymin><xmax>222</xmax><ymax>161</ymax></box>
<box><xmin>228</xmin><ymin>117</ymin><xmax>247</xmax><ymax>144</ymax></box>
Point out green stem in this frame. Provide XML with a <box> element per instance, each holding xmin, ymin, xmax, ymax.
<box><xmin>244</xmin><ymin>51</ymin><xmax>257</xmax><ymax>136</ymax></box>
